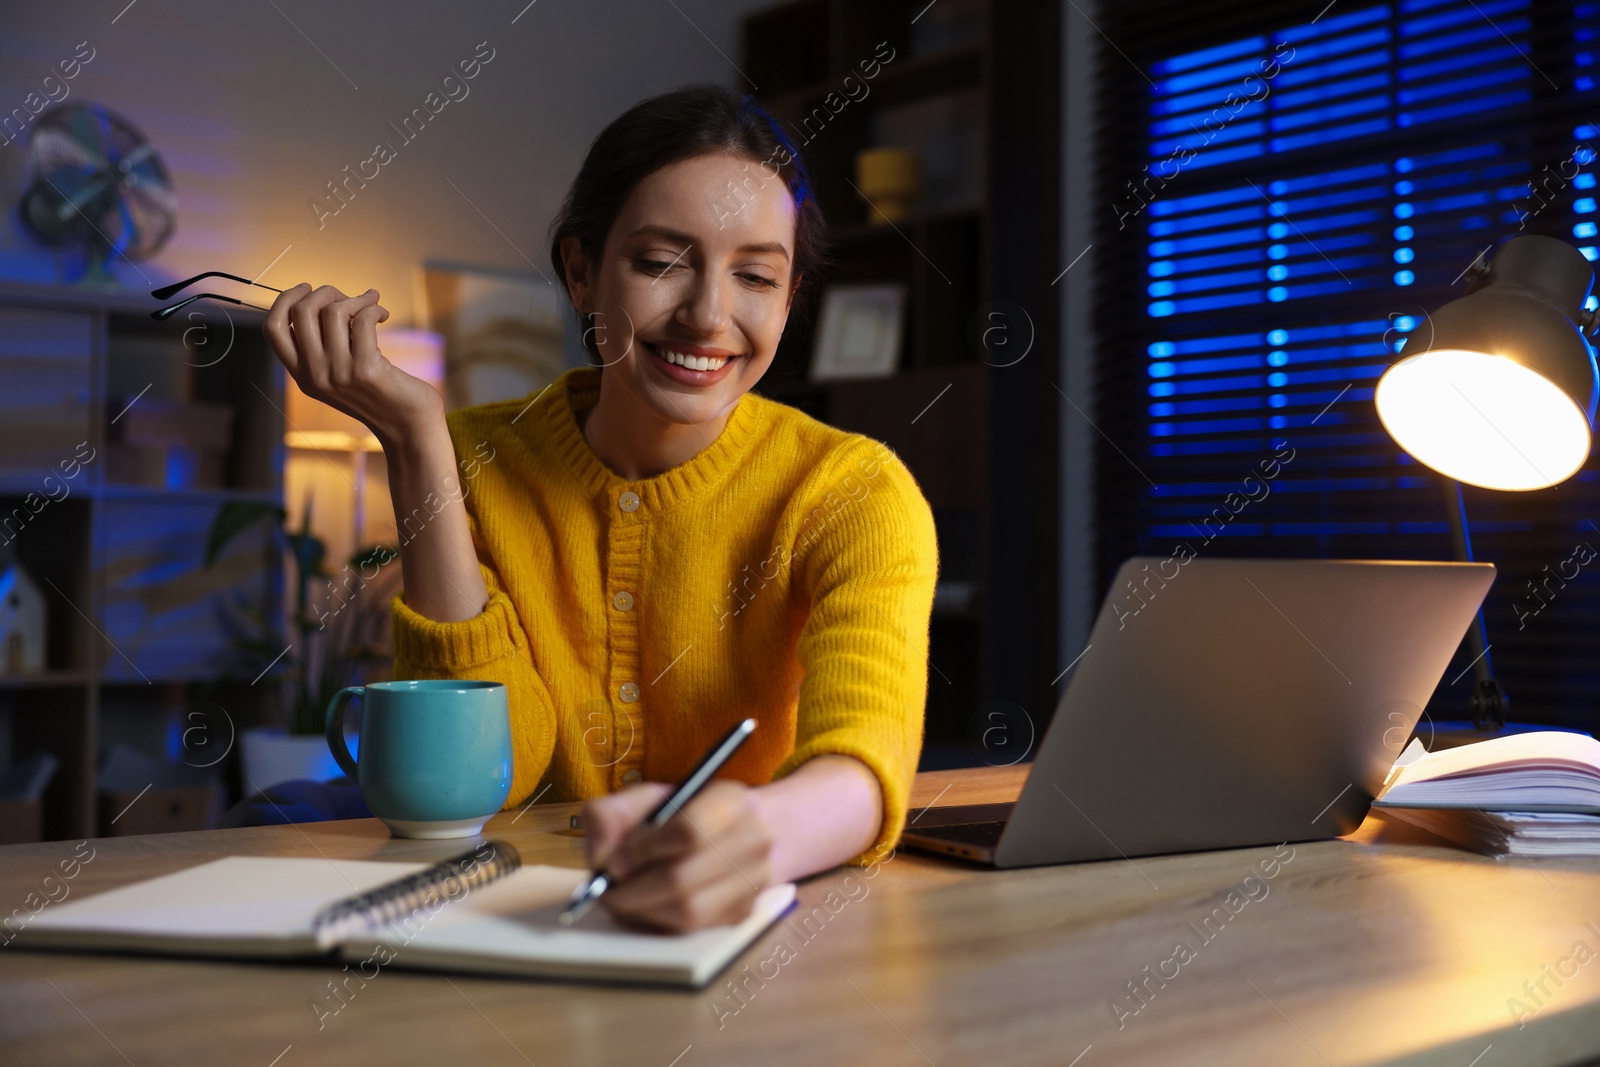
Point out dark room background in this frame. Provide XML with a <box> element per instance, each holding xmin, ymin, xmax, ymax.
<box><xmin>1092</xmin><ymin>0</ymin><xmax>1600</xmax><ymax>733</ymax></box>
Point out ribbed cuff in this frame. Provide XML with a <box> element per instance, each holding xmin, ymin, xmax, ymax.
<box><xmin>390</xmin><ymin>587</ymin><xmax>523</xmax><ymax>672</ymax></box>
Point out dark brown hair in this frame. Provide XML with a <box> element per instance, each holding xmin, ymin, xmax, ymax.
<box><xmin>547</xmin><ymin>83</ymin><xmax>829</xmax><ymax>357</ymax></box>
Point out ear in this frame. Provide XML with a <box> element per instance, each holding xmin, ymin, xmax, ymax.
<box><xmin>559</xmin><ymin>235</ymin><xmax>592</xmax><ymax>316</ymax></box>
<box><xmin>785</xmin><ymin>271</ymin><xmax>802</xmax><ymax>316</ymax></box>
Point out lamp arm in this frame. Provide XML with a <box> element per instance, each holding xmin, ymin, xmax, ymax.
<box><xmin>1581</xmin><ymin>307</ymin><xmax>1600</xmax><ymax>344</ymax></box>
<box><xmin>1443</xmin><ymin>477</ymin><xmax>1509</xmax><ymax>730</ymax></box>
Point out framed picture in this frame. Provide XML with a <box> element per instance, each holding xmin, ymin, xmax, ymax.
<box><xmin>810</xmin><ymin>283</ymin><xmax>907</xmax><ymax>382</ymax></box>
<box><xmin>416</xmin><ymin>262</ymin><xmax>571</xmax><ymax>411</ymax></box>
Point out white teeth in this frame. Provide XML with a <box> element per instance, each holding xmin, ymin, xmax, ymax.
<box><xmin>658</xmin><ymin>347</ymin><xmax>728</xmax><ymax>372</ymax></box>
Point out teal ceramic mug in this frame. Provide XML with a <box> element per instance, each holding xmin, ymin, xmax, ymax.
<box><xmin>326</xmin><ymin>680</ymin><xmax>513</xmax><ymax>839</ymax></box>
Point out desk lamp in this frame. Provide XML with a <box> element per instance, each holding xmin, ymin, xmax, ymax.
<box><xmin>1375</xmin><ymin>234</ymin><xmax>1600</xmax><ymax>740</ymax></box>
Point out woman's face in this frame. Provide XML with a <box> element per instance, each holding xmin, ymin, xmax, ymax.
<box><xmin>565</xmin><ymin>152</ymin><xmax>798</xmax><ymax>428</ymax></box>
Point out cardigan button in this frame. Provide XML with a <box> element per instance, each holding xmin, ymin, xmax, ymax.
<box><xmin>619</xmin><ymin>491</ymin><xmax>641</xmax><ymax>512</ymax></box>
<box><xmin>621</xmin><ymin>769</ymin><xmax>643</xmax><ymax>785</ymax></box>
<box><xmin>613</xmin><ymin>591</ymin><xmax>634</xmax><ymax>611</ymax></box>
<box><xmin>619</xmin><ymin>682</ymin><xmax>639</xmax><ymax>703</ymax></box>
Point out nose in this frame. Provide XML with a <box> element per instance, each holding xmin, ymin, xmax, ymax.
<box><xmin>676</xmin><ymin>270</ymin><xmax>732</xmax><ymax>336</ymax></box>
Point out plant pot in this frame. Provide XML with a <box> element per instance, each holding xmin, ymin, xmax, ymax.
<box><xmin>239</xmin><ymin>727</ymin><xmax>353</xmax><ymax>791</ymax></box>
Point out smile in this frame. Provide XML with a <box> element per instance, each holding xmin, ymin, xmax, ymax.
<box><xmin>642</xmin><ymin>340</ymin><xmax>741</xmax><ymax>384</ymax></box>
<box><xmin>656</xmin><ymin>346</ymin><xmax>728</xmax><ymax>371</ymax></box>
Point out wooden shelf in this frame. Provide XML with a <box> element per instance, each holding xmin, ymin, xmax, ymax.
<box><xmin>744</xmin><ymin>0</ymin><xmax>1061</xmax><ymax>763</ymax></box>
<box><xmin>0</xmin><ymin>671</ymin><xmax>92</xmax><ymax>690</ymax></box>
<box><xmin>828</xmin><ymin>204</ymin><xmax>984</xmax><ymax>247</ymax></box>
<box><xmin>871</xmin><ymin>42</ymin><xmax>983</xmax><ymax>106</ymax></box>
<box><xmin>0</xmin><ymin>284</ymin><xmax>285</xmax><ymax>841</ymax></box>
<box><xmin>95</xmin><ymin>484</ymin><xmax>282</xmax><ymax>503</ymax></box>
<box><xmin>762</xmin><ymin>43</ymin><xmax>984</xmax><ymax>115</ymax></box>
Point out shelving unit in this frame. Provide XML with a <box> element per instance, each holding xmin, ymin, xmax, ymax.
<box><xmin>0</xmin><ymin>280</ymin><xmax>285</xmax><ymax>840</ymax></box>
<box><xmin>742</xmin><ymin>0</ymin><xmax>1062</xmax><ymax>763</ymax></box>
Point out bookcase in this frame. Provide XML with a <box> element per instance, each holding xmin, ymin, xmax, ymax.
<box><xmin>0</xmin><ymin>280</ymin><xmax>285</xmax><ymax>840</ymax></box>
<box><xmin>741</xmin><ymin>0</ymin><xmax>1063</xmax><ymax>764</ymax></box>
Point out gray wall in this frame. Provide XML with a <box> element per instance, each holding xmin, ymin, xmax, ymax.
<box><xmin>0</xmin><ymin>0</ymin><xmax>773</xmax><ymax>325</ymax></box>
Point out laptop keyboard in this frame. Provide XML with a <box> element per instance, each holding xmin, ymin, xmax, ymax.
<box><xmin>909</xmin><ymin>821</ymin><xmax>1007</xmax><ymax>847</ymax></box>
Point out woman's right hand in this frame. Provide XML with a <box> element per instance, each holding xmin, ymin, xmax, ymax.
<box><xmin>262</xmin><ymin>283</ymin><xmax>444</xmax><ymax>445</ymax></box>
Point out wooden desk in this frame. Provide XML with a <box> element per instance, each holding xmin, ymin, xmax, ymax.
<box><xmin>2</xmin><ymin>766</ymin><xmax>1599</xmax><ymax>1067</ymax></box>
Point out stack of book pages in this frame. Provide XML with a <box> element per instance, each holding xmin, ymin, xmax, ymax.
<box><xmin>1375</xmin><ymin>732</ymin><xmax>1600</xmax><ymax>858</ymax></box>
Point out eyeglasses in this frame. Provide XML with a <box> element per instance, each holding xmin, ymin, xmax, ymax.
<box><xmin>150</xmin><ymin>271</ymin><xmax>282</xmax><ymax>321</ymax></box>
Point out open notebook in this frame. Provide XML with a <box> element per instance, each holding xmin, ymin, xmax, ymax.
<box><xmin>1374</xmin><ymin>731</ymin><xmax>1600</xmax><ymax>857</ymax></box>
<box><xmin>19</xmin><ymin>856</ymin><xmax>796</xmax><ymax>988</ymax></box>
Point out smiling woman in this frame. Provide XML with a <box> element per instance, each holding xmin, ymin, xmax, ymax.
<box><xmin>262</xmin><ymin>84</ymin><xmax>939</xmax><ymax>934</ymax></box>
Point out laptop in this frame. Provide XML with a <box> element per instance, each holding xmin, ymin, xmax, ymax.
<box><xmin>901</xmin><ymin>557</ymin><xmax>1495</xmax><ymax>867</ymax></box>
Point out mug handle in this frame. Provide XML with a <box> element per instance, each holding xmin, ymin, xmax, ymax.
<box><xmin>325</xmin><ymin>686</ymin><xmax>364</xmax><ymax>780</ymax></box>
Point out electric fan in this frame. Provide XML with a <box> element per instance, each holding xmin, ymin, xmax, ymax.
<box><xmin>17</xmin><ymin>103</ymin><xmax>176</xmax><ymax>280</ymax></box>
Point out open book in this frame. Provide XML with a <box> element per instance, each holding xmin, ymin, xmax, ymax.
<box><xmin>1374</xmin><ymin>731</ymin><xmax>1600</xmax><ymax>857</ymax></box>
<box><xmin>18</xmin><ymin>855</ymin><xmax>795</xmax><ymax>988</ymax></box>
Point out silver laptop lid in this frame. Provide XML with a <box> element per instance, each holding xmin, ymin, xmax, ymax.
<box><xmin>991</xmin><ymin>558</ymin><xmax>1494</xmax><ymax>868</ymax></box>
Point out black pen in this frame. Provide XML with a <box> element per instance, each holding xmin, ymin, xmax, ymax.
<box><xmin>559</xmin><ymin>717</ymin><xmax>757</xmax><ymax>926</ymax></box>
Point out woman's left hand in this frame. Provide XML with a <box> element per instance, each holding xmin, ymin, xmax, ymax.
<box><xmin>580</xmin><ymin>779</ymin><xmax>776</xmax><ymax>932</ymax></box>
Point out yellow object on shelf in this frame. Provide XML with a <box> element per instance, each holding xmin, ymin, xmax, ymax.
<box><xmin>855</xmin><ymin>147</ymin><xmax>922</xmax><ymax>225</ymax></box>
<box><xmin>285</xmin><ymin>430</ymin><xmax>382</xmax><ymax>453</ymax></box>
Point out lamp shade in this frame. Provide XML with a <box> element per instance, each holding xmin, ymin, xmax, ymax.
<box><xmin>1374</xmin><ymin>235</ymin><xmax>1600</xmax><ymax>491</ymax></box>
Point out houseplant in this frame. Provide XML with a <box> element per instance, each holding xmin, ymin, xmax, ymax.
<box><xmin>206</xmin><ymin>495</ymin><xmax>399</xmax><ymax>788</ymax></box>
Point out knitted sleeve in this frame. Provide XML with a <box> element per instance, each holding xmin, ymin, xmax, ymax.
<box><xmin>387</xmin><ymin>465</ymin><xmax>557</xmax><ymax>811</ymax></box>
<box><xmin>774</xmin><ymin>435</ymin><xmax>940</xmax><ymax>865</ymax></box>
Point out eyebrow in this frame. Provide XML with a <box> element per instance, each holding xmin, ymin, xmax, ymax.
<box><xmin>626</xmin><ymin>225</ymin><xmax>791</xmax><ymax>261</ymax></box>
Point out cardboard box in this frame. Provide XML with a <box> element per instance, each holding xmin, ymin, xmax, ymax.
<box><xmin>104</xmin><ymin>443</ymin><xmax>226</xmax><ymax>490</ymax></box>
<box><xmin>109</xmin><ymin>399</ymin><xmax>234</xmax><ymax>450</ymax></box>
<box><xmin>96</xmin><ymin>744</ymin><xmax>224</xmax><ymax>836</ymax></box>
<box><xmin>0</xmin><ymin>751</ymin><xmax>55</xmax><ymax>844</ymax></box>
<box><xmin>104</xmin><ymin>398</ymin><xmax>233</xmax><ymax>489</ymax></box>
<box><xmin>0</xmin><ymin>798</ymin><xmax>42</xmax><ymax>845</ymax></box>
<box><xmin>99</xmin><ymin>785</ymin><xmax>221</xmax><ymax>836</ymax></box>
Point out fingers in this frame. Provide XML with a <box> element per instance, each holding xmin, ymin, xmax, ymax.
<box><xmin>611</xmin><ymin>780</ymin><xmax>761</xmax><ymax>883</ymax></box>
<box><xmin>262</xmin><ymin>284</ymin><xmax>386</xmax><ymax>398</ymax></box>
<box><xmin>262</xmin><ymin>282</ymin><xmax>312</xmax><ymax>375</ymax></box>
<box><xmin>601</xmin><ymin>812</ymin><xmax>772</xmax><ymax>932</ymax></box>
<box><xmin>350</xmin><ymin>294</ymin><xmax>391</xmax><ymax>376</ymax></box>
<box><xmin>580</xmin><ymin>782</ymin><xmax>672</xmax><ymax>870</ymax></box>
<box><xmin>582</xmin><ymin>781</ymin><xmax>775</xmax><ymax>932</ymax></box>
<box><xmin>619</xmin><ymin>812</ymin><xmax>771</xmax><ymax>891</ymax></box>
<box><xmin>601</xmin><ymin>853</ymin><xmax>761</xmax><ymax>933</ymax></box>
<box><xmin>612</xmin><ymin>788</ymin><xmax>741</xmax><ymax>878</ymax></box>
<box><xmin>286</xmin><ymin>285</ymin><xmax>349</xmax><ymax>394</ymax></box>
<box><xmin>317</xmin><ymin>289</ymin><xmax>381</xmax><ymax>388</ymax></box>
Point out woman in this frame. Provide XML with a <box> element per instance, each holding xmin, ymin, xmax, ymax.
<box><xmin>263</xmin><ymin>84</ymin><xmax>938</xmax><ymax>932</ymax></box>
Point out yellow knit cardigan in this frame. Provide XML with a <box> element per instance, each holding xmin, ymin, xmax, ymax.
<box><xmin>389</xmin><ymin>366</ymin><xmax>940</xmax><ymax>862</ymax></box>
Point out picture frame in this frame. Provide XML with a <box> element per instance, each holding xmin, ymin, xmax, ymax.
<box><xmin>809</xmin><ymin>283</ymin><xmax>907</xmax><ymax>382</ymax></box>
<box><xmin>416</xmin><ymin>261</ymin><xmax>572</xmax><ymax>411</ymax></box>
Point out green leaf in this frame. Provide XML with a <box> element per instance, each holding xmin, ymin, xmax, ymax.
<box><xmin>205</xmin><ymin>501</ymin><xmax>286</xmax><ymax>568</ymax></box>
<box><xmin>285</xmin><ymin>531</ymin><xmax>327</xmax><ymax>580</ymax></box>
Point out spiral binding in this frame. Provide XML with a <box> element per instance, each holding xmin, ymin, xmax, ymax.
<box><xmin>311</xmin><ymin>839</ymin><xmax>522</xmax><ymax>949</ymax></box>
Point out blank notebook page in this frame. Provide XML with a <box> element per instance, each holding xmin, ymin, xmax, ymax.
<box><xmin>1377</xmin><ymin>732</ymin><xmax>1600</xmax><ymax>813</ymax></box>
<box><xmin>1387</xmin><ymin>731</ymin><xmax>1600</xmax><ymax>786</ymax></box>
<box><xmin>24</xmin><ymin>856</ymin><xmax>427</xmax><ymax>956</ymax></box>
<box><xmin>355</xmin><ymin>865</ymin><xmax>798</xmax><ymax>987</ymax></box>
<box><xmin>22</xmin><ymin>855</ymin><xmax>797</xmax><ymax>986</ymax></box>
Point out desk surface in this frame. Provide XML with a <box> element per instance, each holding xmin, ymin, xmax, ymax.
<box><xmin>2</xmin><ymin>766</ymin><xmax>1599</xmax><ymax>1067</ymax></box>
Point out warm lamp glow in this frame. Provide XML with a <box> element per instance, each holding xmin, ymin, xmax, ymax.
<box><xmin>1375</xmin><ymin>348</ymin><xmax>1591</xmax><ymax>491</ymax></box>
<box><xmin>1372</xmin><ymin>236</ymin><xmax>1598</xmax><ymax>734</ymax></box>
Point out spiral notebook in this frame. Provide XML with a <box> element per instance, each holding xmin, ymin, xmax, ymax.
<box><xmin>18</xmin><ymin>852</ymin><xmax>796</xmax><ymax>988</ymax></box>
